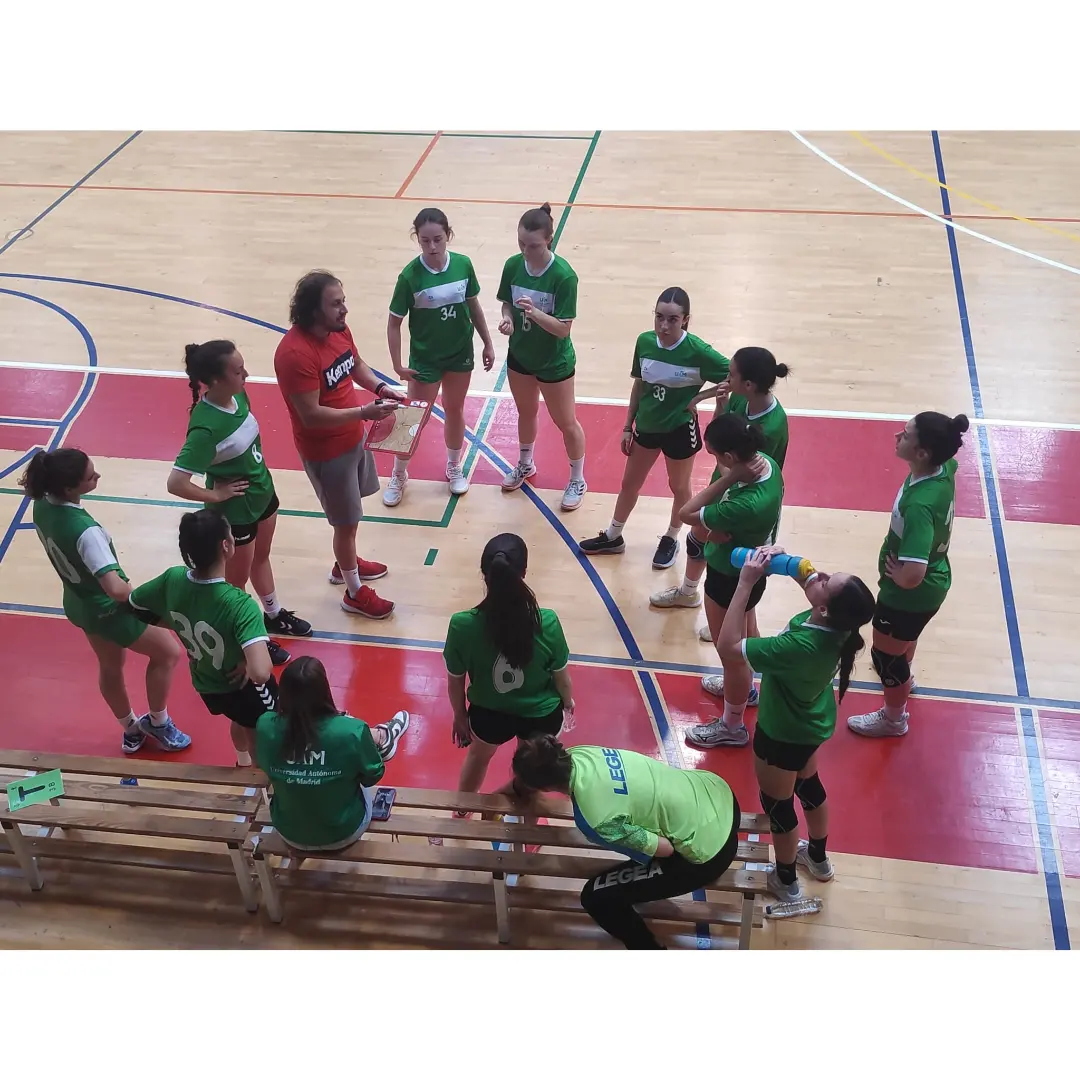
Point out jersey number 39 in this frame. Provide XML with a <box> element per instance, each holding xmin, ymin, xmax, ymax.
<box><xmin>170</xmin><ymin>610</ymin><xmax>225</xmax><ymax>669</ymax></box>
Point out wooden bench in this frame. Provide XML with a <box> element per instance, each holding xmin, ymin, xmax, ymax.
<box><xmin>0</xmin><ymin>750</ymin><xmax>269</xmax><ymax>910</ymax></box>
<box><xmin>248</xmin><ymin>788</ymin><xmax>771</xmax><ymax>948</ymax></box>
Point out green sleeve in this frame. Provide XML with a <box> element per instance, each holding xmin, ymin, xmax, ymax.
<box><xmin>443</xmin><ymin>613</ymin><xmax>468</xmax><ymax>677</ymax></box>
<box><xmin>744</xmin><ymin>631</ymin><xmax>810</xmax><ymax>675</ymax></box>
<box><xmin>354</xmin><ymin>723</ymin><xmax>386</xmax><ymax>788</ymax></box>
<box><xmin>128</xmin><ymin>572</ymin><xmax>168</xmax><ymax>617</ymax></box>
<box><xmin>388</xmin><ymin>272</ymin><xmax>412</xmax><ymax>318</ymax></box>
<box><xmin>701</xmin><ymin>491</ymin><xmax>748</xmax><ymax>535</ymax></box>
<box><xmin>465</xmin><ymin>257</ymin><xmax>480</xmax><ymax>299</ymax></box>
<box><xmin>496</xmin><ymin>259</ymin><xmax>513</xmax><ymax>304</ymax></box>
<box><xmin>593</xmin><ymin>815</ymin><xmax>660</xmax><ymax>859</ymax></box>
<box><xmin>701</xmin><ymin>344</ymin><xmax>730</xmax><ymax>382</ymax></box>
<box><xmin>173</xmin><ymin>424</ymin><xmax>217</xmax><ymax>476</ymax></box>
<box><xmin>897</xmin><ymin>503</ymin><xmax>935</xmax><ymax>563</ymax></box>
<box><xmin>553</xmin><ymin>267</ymin><xmax>578</xmax><ymax>320</ymax></box>
<box><xmin>630</xmin><ymin>337</ymin><xmax>642</xmax><ymax>380</ymax></box>
<box><xmin>544</xmin><ymin>610</ymin><xmax>570</xmax><ymax>672</ymax></box>
<box><xmin>234</xmin><ymin>592</ymin><xmax>270</xmax><ymax>650</ymax></box>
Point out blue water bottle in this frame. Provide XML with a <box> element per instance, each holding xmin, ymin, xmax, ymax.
<box><xmin>731</xmin><ymin>547</ymin><xmax>815</xmax><ymax>580</ymax></box>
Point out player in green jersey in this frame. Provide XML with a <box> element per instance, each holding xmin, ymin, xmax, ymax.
<box><xmin>715</xmin><ymin>547</ymin><xmax>874</xmax><ymax>909</ymax></box>
<box><xmin>21</xmin><ymin>449</ymin><xmax>191</xmax><ymax>754</ymax></box>
<box><xmin>168</xmin><ymin>340</ymin><xmax>312</xmax><ymax>668</ymax></box>
<box><xmin>496</xmin><ymin>202</ymin><xmax>588</xmax><ymax>512</ymax></box>
<box><xmin>385</xmin><ymin>207</ymin><xmax>496</xmax><ymax>506</ymax></box>
<box><xmin>444</xmin><ymin>533</ymin><xmax>574</xmax><ymax>808</ymax></box>
<box><xmin>848</xmin><ymin>412</ymin><xmax>969</xmax><ymax>739</ymax></box>
<box><xmin>579</xmin><ymin>288</ymin><xmax>729</xmax><ymax>569</ymax></box>
<box><xmin>678</xmin><ymin>416</ymin><xmax>784</xmax><ymax>749</ymax></box>
<box><xmin>255</xmin><ymin>655</ymin><xmax>409</xmax><ymax>850</ymax></box>
<box><xmin>128</xmin><ymin>509</ymin><xmax>277</xmax><ymax>766</ymax></box>
<box><xmin>503</xmin><ymin>734</ymin><xmax>741</xmax><ymax>949</ymax></box>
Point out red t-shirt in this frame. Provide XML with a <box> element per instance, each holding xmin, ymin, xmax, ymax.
<box><xmin>274</xmin><ymin>325</ymin><xmax>366</xmax><ymax>463</ymax></box>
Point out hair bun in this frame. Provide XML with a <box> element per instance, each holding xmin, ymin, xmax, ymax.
<box><xmin>774</xmin><ymin>362</ymin><xmax>790</xmax><ymax>378</ymax></box>
<box><xmin>952</xmin><ymin>414</ymin><xmax>970</xmax><ymax>434</ymax></box>
<box><xmin>540</xmin><ymin>201</ymin><xmax>552</xmax><ymax>216</ymax></box>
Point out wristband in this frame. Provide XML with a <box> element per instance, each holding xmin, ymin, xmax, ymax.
<box><xmin>374</xmin><ymin>381</ymin><xmax>388</xmax><ymax>397</ymax></box>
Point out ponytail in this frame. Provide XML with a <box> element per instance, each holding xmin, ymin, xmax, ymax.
<box><xmin>823</xmin><ymin>575</ymin><xmax>876</xmax><ymax>701</ymax></box>
<box><xmin>731</xmin><ymin>346</ymin><xmax>790</xmax><ymax>393</ymax></box>
<box><xmin>704</xmin><ymin>412</ymin><xmax>766</xmax><ymax>461</ymax></box>
<box><xmin>518</xmin><ymin>202</ymin><xmax>555</xmax><ymax>244</ymax></box>
<box><xmin>913</xmin><ymin>411</ymin><xmax>970</xmax><ymax>466</ymax></box>
<box><xmin>277</xmin><ymin>656</ymin><xmax>339</xmax><ymax>764</ymax></box>
<box><xmin>477</xmin><ymin>533</ymin><xmax>541</xmax><ymax>670</ymax></box>
<box><xmin>18</xmin><ymin>448</ymin><xmax>90</xmax><ymax>501</ymax></box>
<box><xmin>178</xmin><ymin>509</ymin><xmax>231</xmax><ymax>576</ymax></box>
<box><xmin>184</xmin><ymin>340</ymin><xmax>236</xmax><ymax>413</ymax></box>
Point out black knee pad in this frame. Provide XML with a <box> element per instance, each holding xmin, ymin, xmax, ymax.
<box><xmin>871</xmin><ymin>646</ymin><xmax>910</xmax><ymax>688</ymax></box>
<box><xmin>759</xmin><ymin>790</ymin><xmax>798</xmax><ymax>834</ymax></box>
<box><xmin>794</xmin><ymin>772</ymin><xmax>827</xmax><ymax>812</ymax></box>
<box><xmin>686</xmin><ymin>533</ymin><xmax>706</xmax><ymax>562</ymax></box>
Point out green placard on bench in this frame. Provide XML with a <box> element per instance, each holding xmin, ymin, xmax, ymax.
<box><xmin>6</xmin><ymin>769</ymin><xmax>64</xmax><ymax>812</ymax></box>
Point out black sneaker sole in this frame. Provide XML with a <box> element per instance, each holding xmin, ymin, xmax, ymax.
<box><xmin>580</xmin><ymin>541</ymin><xmax>626</xmax><ymax>556</ymax></box>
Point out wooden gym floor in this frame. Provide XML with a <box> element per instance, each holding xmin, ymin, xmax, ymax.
<box><xmin>0</xmin><ymin>130</ymin><xmax>1077</xmax><ymax>949</ymax></box>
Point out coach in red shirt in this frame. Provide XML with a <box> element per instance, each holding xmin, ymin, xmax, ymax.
<box><xmin>274</xmin><ymin>270</ymin><xmax>405</xmax><ymax>619</ymax></box>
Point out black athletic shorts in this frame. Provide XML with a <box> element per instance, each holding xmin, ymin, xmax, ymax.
<box><xmin>633</xmin><ymin>415</ymin><xmax>702</xmax><ymax>461</ymax></box>
<box><xmin>231</xmin><ymin>491</ymin><xmax>280</xmax><ymax>547</ymax></box>
<box><xmin>872</xmin><ymin>599</ymin><xmax>940</xmax><ymax>642</ymax></box>
<box><xmin>704</xmin><ymin>565</ymin><xmax>767</xmax><ymax>611</ymax></box>
<box><xmin>753</xmin><ymin>725</ymin><xmax>822</xmax><ymax>773</ymax></box>
<box><xmin>200</xmin><ymin>675</ymin><xmax>279</xmax><ymax>730</ymax></box>
<box><xmin>506</xmin><ymin>350</ymin><xmax>575</xmax><ymax>385</ymax></box>
<box><xmin>468</xmin><ymin>701</ymin><xmax>564</xmax><ymax>746</ymax></box>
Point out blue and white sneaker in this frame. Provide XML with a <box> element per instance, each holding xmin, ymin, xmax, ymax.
<box><xmin>122</xmin><ymin>725</ymin><xmax>146</xmax><ymax>755</ymax></box>
<box><xmin>701</xmin><ymin>673</ymin><xmax>759</xmax><ymax>707</ymax></box>
<box><xmin>685</xmin><ymin>719</ymin><xmax>750</xmax><ymax>749</ymax></box>
<box><xmin>375</xmin><ymin>711</ymin><xmax>410</xmax><ymax>762</ymax></box>
<box><xmin>136</xmin><ymin>714</ymin><xmax>193</xmax><ymax>752</ymax></box>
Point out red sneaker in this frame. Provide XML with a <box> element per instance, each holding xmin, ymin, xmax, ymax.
<box><xmin>329</xmin><ymin>560</ymin><xmax>388</xmax><ymax>584</ymax></box>
<box><xmin>340</xmin><ymin>586</ymin><xmax>394</xmax><ymax>619</ymax></box>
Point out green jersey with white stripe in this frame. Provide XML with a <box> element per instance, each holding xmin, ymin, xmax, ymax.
<box><xmin>496</xmin><ymin>252</ymin><xmax>578</xmax><ymax>379</ymax></box>
<box><xmin>129</xmin><ymin>566</ymin><xmax>268</xmax><ymax>695</ymax></box>
<box><xmin>725</xmin><ymin>394</ymin><xmax>789</xmax><ymax>469</ymax></box>
<box><xmin>173</xmin><ymin>391</ymin><xmax>274</xmax><ymax>526</ymax></box>
<box><xmin>631</xmin><ymin>331</ymin><xmax>729</xmax><ymax>434</ymax></box>
<box><xmin>389</xmin><ymin>252</ymin><xmax>480</xmax><ymax>375</ymax></box>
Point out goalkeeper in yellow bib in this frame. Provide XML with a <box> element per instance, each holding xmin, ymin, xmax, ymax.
<box><xmin>847</xmin><ymin>411</ymin><xmax>969</xmax><ymax>738</ymax></box>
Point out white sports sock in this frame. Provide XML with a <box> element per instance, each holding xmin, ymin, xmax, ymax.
<box><xmin>665</xmin><ymin>525</ymin><xmax>680</xmax><ymax>540</ymax></box>
<box><xmin>447</xmin><ymin>446</ymin><xmax>462</xmax><ymax>466</ymax></box>
<box><xmin>236</xmin><ymin>751</ymin><xmax>253</xmax><ymax>767</ymax></box>
<box><xmin>392</xmin><ymin>457</ymin><xmax>409</xmax><ymax>478</ymax></box>
<box><xmin>149</xmin><ymin>709</ymin><xmax>170</xmax><ymax>728</ymax></box>
<box><xmin>679</xmin><ymin>574</ymin><xmax>699</xmax><ymax>595</ymax></box>
<box><xmin>342</xmin><ymin>565</ymin><xmax>362</xmax><ymax>598</ymax></box>
<box><xmin>260</xmin><ymin>592</ymin><xmax>281</xmax><ymax>617</ymax></box>
<box><xmin>605</xmin><ymin>519</ymin><xmax>625</xmax><ymax>541</ymax></box>
<box><xmin>519</xmin><ymin>443</ymin><xmax>535</xmax><ymax>467</ymax></box>
<box><xmin>117</xmin><ymin>710</ymin><xmax>138</xmax><ymax>730</ymax></box>
<box><xmin>569</xmin><ymin>455</ymin><xmax>585</xmax><ymax>482</ymax></box>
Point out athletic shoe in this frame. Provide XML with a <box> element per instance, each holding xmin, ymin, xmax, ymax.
<box><xmin>847</xmin><ymin>707</ymin><xmax>909</xmax><ymax>738</ymax></box>
<box><xmin>122</xmin><ymin>726</ymin><xmax>146</xmax><ymax>755</ymax></box>
<box><xmin>501</xmin><ymin>462</ymin><xmax>536</xmax><ymax>491</ymax></box>
<box><xmin>374</xmin><ymin>711</ymin><xmax>410</xmax><ymax>761</ymax></box>
<box><xmin>264</xmin><ymin>609</ymin><xmax>312</xmax><ymax>638</ymax></box>
<box><xmin>766</xmin><ymin>869</ymin><xmax>806</xmax><ymax>904</ymax></box>
<box><xmin>446</xmin><ymin>462</ymin><xmax>469</xmax><ymax>496</ymax></box>
<box><xmin>341</xmin><ymin>586</ymin><xmax>394</xmax><ymax>619</ymax></box>
<box><xmin>684</xmin><ymin>719</ymin><xmax>749</xmax><ymax>748</ymax></box>
<box><xmin>267</xmin><ymin>640</ymin><xmax>291</xmax><ymax>666</ymax></box>
<box><xmin>701</xmin><ymin>674</ymin><xmax>759</xmax><ymax>707</ymax></box>
<box><xmin>650</xmin><ymin>584</ymin><xmax>701</xmax><ymax>609</ymax></box>
<box><xmin>383</xmin><ymin>472</ymin><xmax>408</xmax><ymax>507</ymax></box>
<box><xmin>698</xmin><ymin>624</ymin><xmax>713</xmax><ymax>642</ymax></box>
<box><xmin>135</xmin><ymin>714</ymin><xmax>192</xmax><ymax>752</ymax></box>
<box><xmin>329</xmin><ymin>560</ymin><xmax>388</xmax><ymax>585</ymax></box>
<box><xmin>652</xmin><ymin>535</ymin><xmax>679</xmax><ymax>569</ymax></box>
<box><xmin>796</xmin><ymin>839</ymin><xmax>835</xmax><ymax>882</ymax></box>
<box><xmin>561</xmin><ymin>479</ymin><xmax>587</xmax><ymax>511</ymax></box>
<box><xmin>579</xmin><ymin>531</ymin><xmax>626</xmax><ymax>556</ymax></box>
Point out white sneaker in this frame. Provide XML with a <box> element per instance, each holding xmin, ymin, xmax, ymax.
<box><xmin>796</xmin><ymin>839</ymin><xmax>835</xmax><ymax>882</ymax></box>
<box><xmin>847</xmin><ymin>707</ymin><xmax>909</xmax><ymax>738</ymax></box>
<box><xmin>684</xmin><ymin>719</ymin><xmax>749</xmax><ymax>748</ymax></box>
<box><xmin>650</xmin><ymin>585</ymin><xmax>702</xmax><ymax>609</ymax></box>
<box><xmin>446</xmin><ymin>462</ymin><xmax>469</xmax><ymax>496</ymax></box>
<box><xmin>561</xmin><ymin>478</ymin><xmax>587</xmax><ymax>511</ymax></box>
<box><xmin>383</xmin><ymin>472</ymin><xmax>408</xmax><ymax>507</ymax></box>
<box><xmin>701</xmin><ymin>674</ymin><xmax>759</xmax><ymax>706</ymax></box>
<box><xmin>501</xmin><ymin>461</ymin><xmax>536</xmax><ymax>491</ymax></box>
<box><xmin>698</xmin><ymin>624</ymin><xmax>713</xmax><ymax>641</ymax></box>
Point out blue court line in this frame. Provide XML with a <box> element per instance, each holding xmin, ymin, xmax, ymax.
<box><xmin>932</xmin><ymin>131</ymin><xmax>1069</xmax><ymax>950</ymax></box>
<box><xmin>0</xmin><ymin>132</ymin><xmax>141</xmax><ymax>258</ymax></box>
<box><xmin>0</xmin><ymin>417</ymin><xmax>58</xmax><ymax>427</ymax></box>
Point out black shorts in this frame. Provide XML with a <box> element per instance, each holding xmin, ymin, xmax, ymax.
<box><xmin>633</xmin><ymin>415</ymin><xmax>702</xmax><ymax>461</ymax></box>
<box><xmin>506</xmin><ymin>350</ymin><xmax>574</xmax><ymax>385</ymax></box>
<box><xmin>753</xmin><ymin>725</ymin><xmax>822</xmax><ymax>772</ymax></box>
<box><xmin>231</xmin><ymin>491</ymin><xmax>280</xmax><ymax>547</ymax></box>
<box><xmin>872</xmin><ymin>599</ymin><xmax>940</xmax><ymax>642</ymax></box>
<box><xmin>704</xmin><ymin>565</ymin><xmax>767</xmax><ymax>611</ymax></box>
<box><xmin>200</xmin><ymin>675</ymin><xmax>279</xmax><ymax>730</ymax></box>
<box><xmin>467</xmin><ymin>702</ymin><xmax>563</xmax><ymax>746</ymax></box>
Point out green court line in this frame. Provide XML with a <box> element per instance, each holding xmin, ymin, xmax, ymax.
<box><xmin>492</xmin><ymin>129</ymin><xmax>602</xmax><ymax>393</ymax></box>
<box><xmin>424</xmin><ymin>548</ymin><xmax>438</xmax><ymax>566</ymax></box>
<box><xmin>278</xmin><ymin>130</ymin><xmax>593</xmax><ymax>141</ymax></box>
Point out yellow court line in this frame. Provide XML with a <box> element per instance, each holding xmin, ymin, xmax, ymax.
<box><xmin>850</xmin><ymin>131</ymin><xmax>1080</xmax><ymax>245</ymax></box>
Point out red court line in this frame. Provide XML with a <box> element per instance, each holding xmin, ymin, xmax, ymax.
<box><xmin>394</xmin><ymin>131</ymin><xmax>442</xmax><ymax>198</ymax></box>
<box><xmin>2</xmin><ymin>180</ymin><xmax>1078</xmax><ymax>223</ymax></box>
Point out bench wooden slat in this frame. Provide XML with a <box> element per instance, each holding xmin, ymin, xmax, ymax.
<box><xmin>0</xmin><ymin>750</ymin><xmax>267</xmax><ymax>788</ymax></box>
<box><xmin>0</xmin><ymin>799</ymin><xmax>250</xmax><ymax>844</ymax></box>
<box><xmin>0</xmin><ymin>836</ymin><xmax>242</xmax><ymax>877</ymax></box>
<box><xmin>0</xmin><ymin>772</ymin><xmax>261</xmax><ymax>816</ymax></box>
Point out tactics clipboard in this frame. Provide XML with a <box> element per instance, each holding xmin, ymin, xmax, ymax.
<box><xmin>362</xmin><ymin>400</ymin><xmax>435</xmax><ymax>459</ymax></box>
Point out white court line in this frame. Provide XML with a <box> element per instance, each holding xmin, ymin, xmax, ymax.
<box><xmin>1</xmin><ymin>358</ymin><xmax>1075</xmax><ymax>432</ymax></box>
<box><xmin>790</xmin><ymin>131</ymin><xmax>1080</xmax><ymax>278</ymax></box>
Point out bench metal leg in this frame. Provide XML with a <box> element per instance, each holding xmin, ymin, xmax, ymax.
<box><xmin>492</xmin><ymin>872</ymin><xmax>511</xmax><ymax>944</ymax></box>
<box><xmin>254</xmin><ymin>856</ymin><xmax>284</xmax><ymax>924</ymax></box>
<box><xmin>227</xmin><ymin>843</ymin><xmax>259</xmax><ymax>913</ymax></box>
<box><xmin>1</xmin><ymin>820</ymin><xmax>43</xmax><ymax>891</ymax></box>
<box><xmin>738</xmin><ymin>895</ymin><xmax>755</xmax><ymax>949</ymax></box>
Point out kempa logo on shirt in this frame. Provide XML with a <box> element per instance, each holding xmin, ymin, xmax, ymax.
<box><xmin>592</xmin><ymin>862</ymin><xmax>663</xmax><ymax>890</ymax></box>
<box><xmin>602</xmin><ymin>747</ymin><xmax>629</xmax><ymax>796</ymax></box>
<box><xmin>323</xmin><ymin>350</ymin><xmax>355</xmax><ymax>390</ymax></box>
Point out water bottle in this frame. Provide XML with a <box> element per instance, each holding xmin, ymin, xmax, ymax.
<box><xmin>730</xmin><ymin>547</ymin><xmax>815</xmax><ymax>580</ymax></box>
